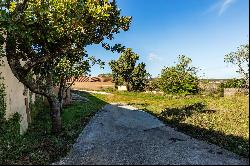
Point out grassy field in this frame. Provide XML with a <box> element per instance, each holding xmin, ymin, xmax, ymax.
<box><xmin>1</xmin><ymin>90</ymin><xmax>248</xmax><ymax>164</ymax></box>
<box><xmin>0</xmin><ymin>93</ymin><xmax>106</xmax><ymax>165</ymax></box>
<box><xmin>93</xmin><ymin>91</ymin><xmax>249</xmax><ymax>157</ymax></box>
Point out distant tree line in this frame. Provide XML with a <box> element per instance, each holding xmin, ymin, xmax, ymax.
<box><xmin>109</xmin><ymin>43</ymin><xmax>249</xmax><ymax>94</ymax></box>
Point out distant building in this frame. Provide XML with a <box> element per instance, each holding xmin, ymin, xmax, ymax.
<box><xmin>68</xmin><ymin>76</ymin><xmax>115</xmax><ymax>91</ymax></box>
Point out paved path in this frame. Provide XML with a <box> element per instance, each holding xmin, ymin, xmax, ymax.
<box><xmin>56</xmin><ymin>104</ymin><xmax>249</xmax><ymax>165</ymax></box>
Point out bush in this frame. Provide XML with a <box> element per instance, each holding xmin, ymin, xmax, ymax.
<box><xmin>0</xmin><ymin>92</ymin><xmax>106</xmax><ymax>165</ymax></box>
<box><xmin>219</xmin><ymin>79</ymin><xmax>246</xmax><ymax>89</ymax></box>
<box><xmin>145</xmin><ymin>78</ymin><xmax>160</xmax><ymax>91</ymax></box>
<box><xmin>218</xmin><ymin>79</ymin><xmax>247</xmax><ymax>95</ymax></box>
<box><xmin>159</xmin><ymin>55</ymin><xmax>199</xmax><ymax>95</ymax></box>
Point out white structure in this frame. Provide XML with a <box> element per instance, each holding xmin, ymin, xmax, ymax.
<box><xmin>118</xmin><ymin>86</ymin><xmax>127</xmax><ymax>91</ymax></box>
<box><xmin>0</xmin><ymin>57</ymin><xmax>35</xmax><ymax>134</ymax></box>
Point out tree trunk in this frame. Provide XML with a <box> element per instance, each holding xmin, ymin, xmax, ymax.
<box><xmin>48</xmin><ymin>97</ymin><xmax>62</xmax><ymax>134</ymax></box>
<box><xmin>6</xmin><ymin>33</ymin><xmax>63</xmax><ymax>134</ymax></box>
<box><xmin>59</xmin><ymin>99</ymin><xmax>63</xmax><ymax>113</ymax></box>
<box><xmin>58</xmin><ymin>95</ymin><xmax>63</xmax><ymax>114</ymax></box>
<box><xmin>58</xmin><ymin>78</ymin><xmax>66</xmax><ymax>113</ymax></box>
<box><xmin>58</xmin><ymin>88</ymin><xmax>64</xmax><ymax>113</ymax></box>
<box><xmin>125</xmin><ymin>81</ymin><xmax>131</xmax><ymax>91</ymax></box>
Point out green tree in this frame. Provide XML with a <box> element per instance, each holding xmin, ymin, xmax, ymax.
<box><xmin>130</xmin><ymin>63</ymin><xmax>150</xmax><ymax>91</ymax></box>
<box><xmin>0</xmin><ymin>0</ymin><xmax>131</xmax><ymax>133</ymax></box>
<box><xmin>109</xmin><ymin>48</ymin><xmax>149</xmax><ymax>91</ymax></box>
<box><xmin>159</xmin><ymin>55</ymin><xmax>199</xmax><ymax>95</ymax></box>
<box><xmin>145</xmin><ymin>77</ymin><xmax>160</xmax><ymax>91</ymax></box>
<box><xmin>224</xmin><ymin>44</ymin><xmax>249</xmax><ymax>88</ymax></box>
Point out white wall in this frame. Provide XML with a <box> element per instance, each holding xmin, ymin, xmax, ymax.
<box><xmin>0</xmin><ymin>57</ymin><xmax>34</xmax><ymax>134</ymax></box>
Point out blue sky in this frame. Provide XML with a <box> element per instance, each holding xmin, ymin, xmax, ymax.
<box><xmin>86</xmin><ymin>0</ymin><xmax>249</xmax><ymax>79</ymax></box>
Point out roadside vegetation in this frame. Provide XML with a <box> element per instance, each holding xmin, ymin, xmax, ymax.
<box><xmin>72</xmin><ymin>45</ymin><xmax>249</xmax><ymax>158</ymax></box>
<box><xmin>0</xmin><ymin>0</ymin><xmax>131</xmax><ymax>134</ymax></box>
<box><xmin>158</xmin><ymin>55</ymin><xmax>199</xmax><ymax>95</ymax></box>
<box><xmin>93</xmin><ymin>91</ymin><xmax>249</xmax><ymax>158</ymax></box>
<box><xmin>0</xmin><ymin>94</ymin><xmax>106</xmax><ymax>165</ymax></box>
<box><xmin>0</xmin><ymin>0</ymin><xmax>248</xmax><ymax>164</ymax></box>
<box><xmin>76</xmin><ymin>46</ymin><xmax>249</xmax><ymax>158</ymax></box>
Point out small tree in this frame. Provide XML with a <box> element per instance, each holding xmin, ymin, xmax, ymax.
<box><xmin>0</xmin><ymin>0</ymin><xmax>131</xmax><ymax>134</ymax></box>
<box><xmin>130</xmin><ymin>63</ymin><xmax>150</xmax><ymax>91</ymax></box>
<box><xmin>224</xmin><ymin>44</ymin><xmax>249</xmax><ymax>88</ymax></box>
<box><xmin>109</xmin><ymin>48</ymin><xmax>149</xmax><ymax>91</ymax></box>
<box><xmin>159</xmin><ymin>55</ymin><xmax>199</xmax><ymax>95</ymax></box>
<box><xmin>145</xmin><ymin>77</ymin><xmax>160</xmax><ymax>91</ymax></box>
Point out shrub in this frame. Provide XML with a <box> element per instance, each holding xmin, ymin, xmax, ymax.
<box><xmin>218</xmin><ymin>79</ymin><xmax>247</xmax><ymax>96</ymax></box>
<box><xmin>145</xmin><ymin>78</ymin><xmax>160</xmax><ymax>91</ymax></box>
<box><xmin>219</xmin><ymin>79</ymin><xmax>246</xmax><ymax>89</ymax></box>
<box><xmin>159</xmin><ymin>55</ymin><xmax>199</xmax><ymax>95</ymax></box>
<box><xmin>224</xmin><ymin>44</ymin><xmax>249</xmax><ymax>88</ymax></box>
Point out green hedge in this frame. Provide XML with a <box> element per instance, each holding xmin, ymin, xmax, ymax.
<box><xmin>218</xmin><ymin>79</ymin><xmax>247</xmax><ymax>96</ymax></box>
<box><xmin>220</xmin><ymin>79</ymin><xmax>246</xmax><ymax>89</ymax></box>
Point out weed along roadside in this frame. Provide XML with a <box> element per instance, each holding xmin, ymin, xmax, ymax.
<box><xmin>0</xmin><ymin>93</ymin><xmax>107</xmax><ymax>165</ymax></box>
<box><xmin>0</xmin><ymin>86</ymin><xmax>248</xmax><ymax>164</ymax></box>
<box><xmin>92</xmin><ymin>91</ymin><xmax>249</xmax><ymax>158</ymax></box>
<box><xmin>55</xmin><ymin>102</ymin><xmax>248</xmax><ymax>165</ymax></box>
<box><xmin>0</xmin><ymin>0</ymin><xmax>248</xmax><ymax>165</ymax></box>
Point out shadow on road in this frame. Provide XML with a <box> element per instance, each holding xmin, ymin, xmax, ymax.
<box><xmin>140</xmin><ymin>103</ymin><xmax>249</xmax><ymax>158</ymax></box>
<box><xmin>71</xmin><ymin>90</ymin><xmax>249</xmax><ymax>158</ymax></box>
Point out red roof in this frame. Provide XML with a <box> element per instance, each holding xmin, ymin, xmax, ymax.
<box><xmin>67</xmin><ymin>76</ymin><xmax>101</xmax><ymax>82</ymax></box>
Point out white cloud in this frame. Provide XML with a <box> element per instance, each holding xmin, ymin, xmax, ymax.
<box><xmin>219</xmin><ymin>0</ymin><xmax>235</xmax><ymax>15</ymax></box>
<box><xmin>204</xmin><ymin>0</ymin><xmax>236</xmax><ymax>16</ymax></box>
<box><xmin>148</xmin><ymin>53</ymin><xmax>161</xmax><ymax>61</ymax></box>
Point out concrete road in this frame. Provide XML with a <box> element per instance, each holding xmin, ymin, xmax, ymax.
<box><xmin>55</xmin><ymin>104</ymin><xmax>249</xmax><ymax>165</ymax></box>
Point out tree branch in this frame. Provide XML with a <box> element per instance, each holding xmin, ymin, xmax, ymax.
<box><xmin>6</xmin><ymin>33</ymin><xmax>52</xmax><ymax>98</ymax></box>
<box><xmin>64</xmin><ymin>77</ymin><xmax>77</xmax><ymax>93</ymax></box>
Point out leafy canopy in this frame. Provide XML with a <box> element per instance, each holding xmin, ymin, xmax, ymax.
<box><xmin>0</xmin><ymin>0</ymin><xmax>131</xmax><ymax>96</ymax></box>
<box><xmin>159</xmin><ymin>55</ymin><xmax>199</xmax><ymax>95</ymax></box>
<box><xmin>224</xmin><ymin>44</ymin><xmax>249</xmax><ymax>88</ymax></box>
<box><xmin>109</xmin><ymin>48</ymin><xmax>150</xmax><ymax>91</ymax></box>
<box><xmin>0</xmin><ymin>0</ymin><xmax>132</xmax><ymax>133</ymax></box>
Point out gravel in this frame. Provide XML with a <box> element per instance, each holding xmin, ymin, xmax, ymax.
<box><xmin>54</xmin><ymin>103</ymin><xmax>249</xmax><ymax>165</ymax></box>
